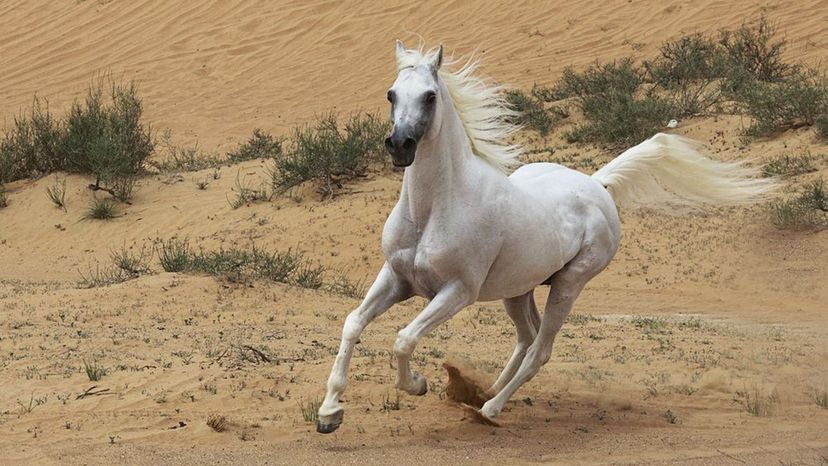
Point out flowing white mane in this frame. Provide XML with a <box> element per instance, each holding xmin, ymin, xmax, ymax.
<box><xmin>396</xmin><ymin>46</ymin><xmax>522</xmax><ymax>173</ymax></box>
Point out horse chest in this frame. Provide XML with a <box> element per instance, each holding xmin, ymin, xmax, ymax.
<box><xmin>384</xmin><ymin>230</ymin><xmax>453</xmax><ymax>299</ymax></box>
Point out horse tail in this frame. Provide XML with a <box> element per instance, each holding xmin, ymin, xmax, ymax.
<box><xmin>591</xmin><ymin>133</ymin><xmax>775</xmax><ymax>210</ymax></box>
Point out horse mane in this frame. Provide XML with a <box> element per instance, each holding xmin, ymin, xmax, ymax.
<box><xmin>396</xmin><ymin>45</ymin><xmax>522</xmax><ymax>173</ymax></box>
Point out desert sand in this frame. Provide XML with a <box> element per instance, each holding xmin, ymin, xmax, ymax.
<box><xmin>1</xmin><ymin>1</ymin><xmax>827</xmax><ymax>465</ymax></box>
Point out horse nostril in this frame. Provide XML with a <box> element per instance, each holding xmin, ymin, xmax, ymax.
<box><xmin>402</xmin><ymin>138</ymin><xmax>416</xmax><ymax>151</ymax></box>
<box><xmin>384</xmin><ymin>137</ymin><xmax>394</xmax><ymax>153</ymax></box>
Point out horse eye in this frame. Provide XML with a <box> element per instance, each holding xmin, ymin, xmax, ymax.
<box><xmin>425</xmin><ymin>92</ymin><xmax>437</xmax><ymax>104</ymax></box>
<box><xmin>387</xmin><ymin>91</ymin><xmax>395</xmax><ymax>103</ymax></box>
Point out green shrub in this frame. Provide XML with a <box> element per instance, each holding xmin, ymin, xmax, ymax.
<box><xmin>0</xmin><ymin>76</ymin><xmax>153</xmax><ymax>203</ymax></box>
<box><xmin>83</xmin><ymin>197</ymin><xmax>117</xmax><ymax>220</ymax></box>
<box><xmin>227</xmin><ymin>129</ymin><xmax>282</xmax><ymax>163</ymax></box>
<box><xmin>273</xmin><ymin>113</ymin><xmax>388</xmax><ymax>197</ymax></box>
<box><xmin>558</xmin><ymin>59</ymin><xmax>672</xmax><ymax>146</ymax></box>
<box><xmin>719</xmin><ymin>15</ymin><xmax>789</xmax><ymax>84</ymax></box>
<box><xmin>769</xmin><ymin>179</ymin><xmax>828</xmax><ymax>229</ymax></box>
<box><xmin>740</xmin><ymin>68</ymin><xmax>828</xmax><ymax>137</ymax></box>
<box><xmin>0</xmin><ymin>184</ymin><xmax>7</xmax><ymax>208</ymax></box>
<box><xmin>62</xmin><ymin>77</ymin><xmax>154</xmax><ymax>200</ymax></box>
<box><xmin>644</xmin><ymin>33</ymin><xmax>727</xmax><ymax>116</ymax></box>
<box><xmin>0</xmin><ymin>98</ymin><xmax>63</xmax><ymax>182</ymax></box>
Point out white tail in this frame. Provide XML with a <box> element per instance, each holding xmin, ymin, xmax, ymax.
<box><xmin>592</xmin><ymin>133</ymin><xmax>776</xmax><ymax>209</ymax></box>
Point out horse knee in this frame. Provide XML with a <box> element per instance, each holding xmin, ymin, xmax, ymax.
<box><xmin>341</xmin><ymin>310</ymin><xmax>365</xmax><ymax>343</ymax></box>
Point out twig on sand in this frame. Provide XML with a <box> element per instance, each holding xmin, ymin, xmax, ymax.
<box><xmin>76</xmin><ymin>385</ymin><xmax>112</xmax><ymax>400</ymax></box>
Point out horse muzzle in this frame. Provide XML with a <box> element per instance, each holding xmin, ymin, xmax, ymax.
<box><xmin>384</xmin><ymin>132</ymin><xmax>417</xmax><ymax>167</ymax></box>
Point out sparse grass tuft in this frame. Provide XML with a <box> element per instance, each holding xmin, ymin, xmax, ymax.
<box><xmin>761</xmin><ymin>153</ymin><xmax>817</xmax><ymax>178</ymax></box>
<box><xmin>297</xmin><ymin>398</ymin><xmax>321</xmax><ymax>424</ymax></box>
<box><xmin>226</xmin><ymin>128</ymin><xmax>282</xmax><ymax>163</ymax></box>
<box><xmin>82</xmin><ymin>197</ymin><xmax>116</xmax><ymax>220</ymax></box>
<box><xmin>206</xmin><ymin>413</ymin><xmax>228</xmax><ymax>432</ymax></box>
<box><xmin>46</xmin><ymin>176</ymin><xmax>67</xmax><ymax>211</ymax></box>
<box><xmin>735</xmin><ymin>386</ymin><xmax>779</xmax><ymax>416</ymax></box>
<box><xmin>769</xmin><ymin>179</ymin><xmax>828</xmax><ymax>229</ymax></box>
<box><xmin>813</xmin><ymin>387</ymin><xmax>828</xmax><ymax>408</ymax></box>
<box><xmin>272</xmin><ymin>113</ymin><xmax>388</xmax><ymax>197</ymax></box>
<box><xmin>324</xmin><ymin>269</ymin><xmax>367</xmax><ymax>298</ymax></box>
<box><xmin>156</xmin><ymin>237</ymin><xmax>192</xmax><ymax>272</ymax></box>
<box><xmin>84</xmin><ymin>359</ymin><xmax>106</xmax><ymax>381</ymax></box>
<box><xmin>663</xmin><ymin>409</ymin><xmax>679</xmax><ymax>424</ymax></box>
<box><xmin>228</xmin><ymin>171</ymin><xmax>269</xmax><ymax>209</ymax></box>
<box><xmin>110</xmin><ymin>245</ymin><xmax>151</xmax><ymax>277</ymax></box>
<box><xmin>631</xmin><ymin>316</ymin><xmax>667</xmax><ymax>331</ymax></box>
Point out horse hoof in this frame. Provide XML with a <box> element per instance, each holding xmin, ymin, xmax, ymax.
<box><xmin>316</xmin><ymin>409</ymin><xmax>343</xmax><ymax>434</ymax></box>
<box><xmin>412</xmin><ymin>374</ymin><xmax>428</xmax><ymax>396</ymax></box>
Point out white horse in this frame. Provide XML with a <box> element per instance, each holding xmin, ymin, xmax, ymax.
<box><xmin>316</xmin><ymin>41</ymin><xmax>772</xmax><ymax>433</ymax></box>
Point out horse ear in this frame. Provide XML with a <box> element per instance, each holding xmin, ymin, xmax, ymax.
<box><xmin>395</xmin><ymin>39</ymin><xmax>406</xmax><ymax>63</ymax></box>
<box><xmin>430</xmin><ymin>44</ymin><xmax>444</xmax><ymax>70</ymax></box>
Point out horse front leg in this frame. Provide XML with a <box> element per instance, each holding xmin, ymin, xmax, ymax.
<box><xmin>317</xmin><ymin>264</ymin><xmax>410</xmax><ymax>434</ymax></box>
<box><xmin>394</xmin><ymin>281</ymin><xmax>472</xmax><ymax>395</ymax></box>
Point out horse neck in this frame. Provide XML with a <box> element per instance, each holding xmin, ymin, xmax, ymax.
<box><xmin>401</xmin><ymin>89</ymin><xmax>476</xmax><ymax>223</ymax></box>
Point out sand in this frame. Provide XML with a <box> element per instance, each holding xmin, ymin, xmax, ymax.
<box><xmin>1</xmin><ymin>1</ymin><xmax>827</xmax><ymax>465</ymax></box>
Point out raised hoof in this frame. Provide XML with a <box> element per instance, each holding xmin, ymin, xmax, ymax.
<box><xmin>316</xmin><ymin>409</ymin><xmax>343</xmax><ymax>434</ymax></box>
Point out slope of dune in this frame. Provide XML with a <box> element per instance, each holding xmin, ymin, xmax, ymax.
<box><xmin>1</xmin><ymin>1</ymin><xmax>827</xmax><ymax>465</ymax></box>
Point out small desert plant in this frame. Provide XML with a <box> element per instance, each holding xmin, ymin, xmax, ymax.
<box><xmin>813</xmin><ymin>387</ymin><xmax>828</xmax><ymax>408</ymax></box>
<box><xmin>84</xmin><ymin>359</ymin><xmax>107</xmax><ymax>381</ymax></box>
<box><xmin>273</xmin><ymin>113</ymin><xmax>389</xmax><ymax>197</ymax></box>
<box><xmin>156</xmin><ymin>237</ymin><xmax>191</xmax><ymax>272</ymax></box>
<box><xmin>663</xmin><ymin>409</ymin><xmax>679</xmax><ymax>424</ymax></box>
<box><xmin>46</xmin><ymin>176</ymin><xmax>68</xmax><ymax>210</ymax></box>
<box><xmin>83</xmin><ymin>197</ymin><xmax>116</xmax><ymax>220</ymax></box>
<box><xmin>151</xmin><ymin>134</ymin><xmax>222</xmax><ymax>173</ymax></box>
<box><xmin>324</xmin><ymin>269</ymin><xmax>367</xmax><ymax>298</ymax></box>
<box><xmin>297</xmin><ymin>398</ymin><xmax>321</xmax><ymax>424</ymax></box>
<box><xmin>735</xmin><ymin>386</ymin><xmax>779</xmax><ymax>416</ymax></box>
<box><xmin>110</xmin><ymin>245</ymin><xmax>151</xmax><ymax>277</ymax></box>
<box><xmin>293</xmin><ymin>263</ymin><xmax>325</xmax><ymax>289</ymax></box>
<box><xmin>206</xmin><ymin>413</ymin><xmax>228</xmax><ymax>432</ymax></box>
<box><xmin>0</xmin><ymin>184</ymin><xmax>7</xmax><ymax>208</ymax></box>
<box><xmin>769</xmin><ymin>179</ymin><xmax>828</xmax><ymax>229</ymax></box>
<box><xmin>226</xmin><ymin>128</ymin><xmax>282</xmax><ymax>163</ymax></box>
<box><xmin>228</xmin><ymin>171</ymin><xmax>269</xmax><ymax>209</ymax></box>
<box><xmin>761</xmin><ymin>153</ymin><xmax>817</xmax><ymax>178</ymax></box>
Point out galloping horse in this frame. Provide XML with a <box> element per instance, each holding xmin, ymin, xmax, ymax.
<box><xmin>316</xmin><ymin>41</ymin><xmax>771</xmax><ymax>433</ymax></box>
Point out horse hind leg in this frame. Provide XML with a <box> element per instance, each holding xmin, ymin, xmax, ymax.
<box><xmin>479</xmin><ymin>240</ymin><xmax>613</xmax><ymax>421</ymax></box>
<box><xmin>487</xmin><ymin>291</ymin><xmax>540</xmax><ymax>396</ymax></box>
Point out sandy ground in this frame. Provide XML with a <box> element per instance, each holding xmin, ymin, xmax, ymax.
<box><xmin>1</xmin><ymin>1</ymin><xmax>827</xmax><ymax>465</ymax></box>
